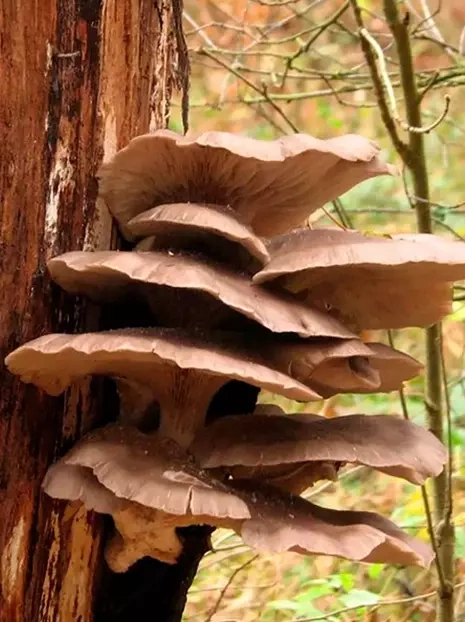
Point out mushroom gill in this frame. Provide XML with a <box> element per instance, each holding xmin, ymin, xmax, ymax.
<box><xmin>126</xmin><ymin>202</ymin><xmax>270</xmax><ymax>272</ymax></box>
<box><xmin>5</xmin><ymin>329</ymin><xmax>319</xmax><ymax>446</ymax></box>
<box><xmin>255</xmin><ymin>227</ymin><xmax>465</xmax><ymax>330</ymax></box>
<box><xmin>190</xmin><ymin>412</ymin><xmax>446</xmax><ymax>490</ymax></box>
<box><xmin>97</xmin><ymin>130</ymin><xmax>395</xmax><ymax>239</ymax></box>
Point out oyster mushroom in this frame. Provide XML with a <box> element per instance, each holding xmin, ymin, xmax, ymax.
<box><xmin>232</xmin><ymin>480</ymin><xmax>433</xmax><ymax>567</ymax></box>
<box><xmin>98</xmin><ymin>130</ymin><xmax>395</xmax><ymax>239</ymax></box>
<box><xmin>190</xmin><ymin>413</ymin><xmax>447</xmax><ymax>493</ymax></box>
<box><xmin>43</xmin><ymin>424</ymin><xmax>435</xmax><ymax>570</ymax></box>
<box><xmin>262</xmin><ymin>338</ymin><xmax>421</xmax><ymax>397</ymax></box>
<box><xmin>47</xmin><ymin>250</ymin><xmax>355</xmax><ymax>337</ymax></box>
<box><xmin>254</xmin><ymin>228</ymin><xmax>465</xmax><ymax>330</ymax></box>
<box><xmin>126</xmin><ymin>202</ymin><xmax>270</xmax><ymax>272</ymax></box>
<box><xmin>5</xmin><ymin>328</ymin><xmax>319</xmax><ymax>445</ymax></box>
<box><xmin>42</xmin><ymin>424</ymin><xmax>250</xmax><ymax>571</ymax></box>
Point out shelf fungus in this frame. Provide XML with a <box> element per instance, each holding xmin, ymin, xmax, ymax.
<box><xmin>262</xmin><ymin>338</ymin><xmax>422</xmax><ymax>397</ymax></box>
<box><xmin>97</xmin><ymin>130</ymin><xmax>396</xmax><ymax>239</ymax></box>
<box><xmin>127</xmin><ymin>202</ymin><xmax>270</xmax><ymax>272</ymax></box>
<box><xmin>41</xmin><ymin>422</ymin><xmax>437</xmax><ymax>570</ymax></box>
<box><xmin>42</xmin><ymin>424</ymin><xmax>251</xmax><ymax>571</ymax></box>
<box><xmin>47</xmin><ymin>250</ymin><xmax>356</xmax><ymax>337</ymax></box>
<box><xmin>255</xmin><ymin>228</ymin><xmax>465</xmax><ymax>330</ymax></box>
<box><xmin>5</xmin><ymin>127</ymin><xmax>465</xmax><ymax>572</ymax></box>
<box><xmin>5</xmin><ymin>329</ymin><xmax>319</xmax><ymax>445</ymax></box>
<box><xmin>190</xmin><ymin>412</ymin><xmax>447</xmax><ymax>493</ymax></box>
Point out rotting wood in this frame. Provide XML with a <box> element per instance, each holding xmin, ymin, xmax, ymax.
<box><xmin>0</xmin><ymin>1</ymin><xmax>197</xmax><ymax>620</ymax></box>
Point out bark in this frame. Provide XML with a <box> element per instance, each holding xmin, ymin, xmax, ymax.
<box><xmin>0</xmin><ymin>1</ymin><xmax>201</xmax><ymax>620</ymax></box>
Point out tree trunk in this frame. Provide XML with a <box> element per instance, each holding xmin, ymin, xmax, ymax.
<box><xmin>0</xmin><ymin>2</ymin><xmax>206</xmax><ymax>620</ymax></box>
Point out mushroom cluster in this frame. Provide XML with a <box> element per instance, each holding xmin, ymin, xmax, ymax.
<box><xmin>7</xmin><ymin>129</ymin><xmax>465</xmax><ymax>572</ymax></box>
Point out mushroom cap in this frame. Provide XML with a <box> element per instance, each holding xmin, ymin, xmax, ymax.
<box><xmin>42</xmin><ymin>461</ymin><xmax>124</xmax><ymax>514</ymax></box>
<box><xmin>303</xmin><ymin>341</ymin><xmax>422</xmax><ymax>398</ymax></box>
<box><xmin>254</xmin><ymin>228</ymin><xmax>465</xmax><ymax>329</ymax></box>
<box><xmin>47</xmin><ymin>251</ymin><xmax>355</xmax><ymax>339</ymax></box>
<box><xmin>127</xmin><ymin>202</ymin><xmax>270</xmax><ymax>270</ymax></box>
<box><xmin>57</xmin><ymin>424</ymin><xmax>252</xmax><ymax>519</ymax></box>
<box><xmin>269</xmin><ymin>338</ymin><xmax>381</xmax><ymax>394</ymax></box>
<box><xmin>262</xmin><ymin>338</ymin><xmax>421</xmax><ymax>396</ymax></box>
<box><xmin>233</xmin><ymin>481</ymin><xmax>433</xmax><ymax>567</ymax></box>
<box><xmin>190</xmin><ymin>413</ymin><xmax>446</xmax><ymax>485</ymax></box>
<box><xmin>5</xmin><ymin>328</ymin><xmax>318</xmax><ymax>401</ymax></box>
<box><xmin>97</xmin><ymin>130</ymin><xmax>395</xmax><ymax>239</ymax></box>
<box><xmin>352</xmin><ymin>342</ymin><xmax>423</xmax><ymax>393</ymax></box>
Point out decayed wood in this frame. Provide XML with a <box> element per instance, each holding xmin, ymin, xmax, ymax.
<box><xmin>0</xmin><ymin>1</ymin><xmax>166</xmax><ymax>620</ymax></box>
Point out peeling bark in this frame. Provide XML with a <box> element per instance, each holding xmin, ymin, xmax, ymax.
<box><xmin>0</xmin><ymin>1</ymin><xmax>194</xmax><ymax>620</ymax></box>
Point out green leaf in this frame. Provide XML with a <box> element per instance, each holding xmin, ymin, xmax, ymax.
<box><xmin>340</xmin><ymin>589</ymin><xmax>380</xmax><ymax>608</ymax></box>
<box><xmin>295</xmin><ymin>584</ymin><xmax>332</xmax><ymax>602</ymax></box>
<box><xmin>367</xmin><ymin>564</ymin><xmax>384</xmax><ymax>580</ymax></box>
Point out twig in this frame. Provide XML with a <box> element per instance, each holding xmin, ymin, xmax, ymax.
<box><xmin>295</xmin><ymin>581</ymin><xmax>465</xmax><ymax>622</ymax></box>
<box><xmin>198</xmin><ymin>48</ymin><xmax>299</xmax><ymax>132</ymax></box>
<box><xmin>381</xmin><ymin>1</ymin><xmax>455</xmax><ymax>619</ymax></box>
<box><xmin>359</xmin><ymin>28</ymin><xmax>451</xmax><ymax>134</ymax></box>
<box><xmin>204</xmin><ymin>555</ymin><xmax>259</xmax><ymax>622</ymax></box>
<box><xmin>349</xmin><ymin>0</ymin><xmax>408</xmax><ymax>159</ymax></box>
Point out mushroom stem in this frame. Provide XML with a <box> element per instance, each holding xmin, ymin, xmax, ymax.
<box><xmin>155</xmin><ymin>370</ymin><xmax>226</xmax><ymax>446</ymax></box>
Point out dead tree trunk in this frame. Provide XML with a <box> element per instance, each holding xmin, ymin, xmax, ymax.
<box><xmin>0</xmin><ymin>2</ymin><xmax>213</xmax><ymax>620</ymax></box>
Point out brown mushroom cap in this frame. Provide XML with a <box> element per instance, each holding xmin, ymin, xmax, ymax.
<box><xmin>42</xmin><ymin>432</ymin><xmax>247</xmax><ymax>572</ymax></box>
<box><xmin>302</xmin><ymin>341</ymin><xmax>422</xmax><ymax>398</ymax></box>
<box><xmin>47</xmin><ymin>250</ymin><xmax>355</xmax><ymax>339</ymax></box>
<box><xmin>98</xmin><ymin>130</ymin><xmax>395</xmax><ymax>239</ymax></box>
<box><xmin>353</xmin><ymin>343</ymin><xmax>423</xmax><ymax>393</ymax></box>
<box><xmin>261</xmin><ymin>338</ymin><xmax>421</xmax><ymax>396</ymax></box>
<box><xmin>232</xmin><ymin>480</ymin><xmax>433</xmax><ymax>567</ymax></box>
<box><xmin>42</xmin><ymin>461</ymin><xmax>124</xmax><ymax>514</ymax></box>
<box><xmin>126</xmin><ymin>202</ymin><xmax>270</xmax><ymax>270</ymax></box>
<box><xmin>190</xmin><ymin>413</ymin><xmax>446</xmax><ymax>485</ymax></box>
<box><xmin>42</xmin><ymin>424</ymin><xmax>435</xmax><ymax>569</ymax></box>
<box><xmin>59</xmin><ymin>424</ymin><xmax>252</xmax><ymax>519</ymax></box>
<box><xmin>5</xmin><ymin>328</ymin><xmax>318</xmax><ymax>401</ymax></box>
<box><xmin>254</xmin><ymin>228</ymin><xmax>465</xmax><ymax>329</ymax></box>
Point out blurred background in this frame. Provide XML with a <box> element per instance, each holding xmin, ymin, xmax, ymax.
<box><xmin>172</xmin><ymin>1</ymin><xmax>465</xmax><ymax>620</ymax></box>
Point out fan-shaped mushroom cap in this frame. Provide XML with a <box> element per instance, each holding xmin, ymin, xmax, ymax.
<box><xmin>42</xmin><ymin>424</ymin><xmax>435</xmax><ymax>569</ymax></box>
<box><xmin>303</xmin><ymin>342</ymin><xmax>422</xmax><ymax>398</ymax></box>
<box><xmin>58</xmin><ymin>424</ymin><xmax>252</xmax><ymax>519</ymax></box>
<box><xmin>42</xmin><ymin>427</ymin><xmax>248</xmax><ymax>572</ymax></box>
<box><xmin>232</xmin><ymin>481</ymin><xmax>433</xmax><ymax>567</ymax></box>
<box><xmin>262</xmin><ymin>338</ymin><xmax>388</xmax><ymax>395</ymax></box>
<box><xmin>98</xmin><ymin>130</ymin><xmax>395</xmax><ymax>239</ymax></box>
<box><xmin>254</xmin><ymin>228</ymin><xmax>465</xmax><ymax>330</ymax></box>
<box><xmin>42</xmin><ymin>461</ymin><xmax>124</xmax><ymax>514</ymax></box>
<box><xmin>47</xmin><ymin>251</ymin><xmax>354</xmax><ymax>338</ymax></box>
<box><xmin>352</xmin><ymin>343</ymin><xmax>422</xmax><ymax>393</ymax></box>
<box><xmin>5</xmin><ymin>328</ymin><xmax>317</xmax><ymax>402</ymax></box>
<box><xmin>190</xmin><ymin>413</ymin><xmax>446</xmax><ymax>486</ymax></box>
<box><xmin>126</xmin><ymin>202</ymin><xmax>270</xmax><ymax>271</ymax></box>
